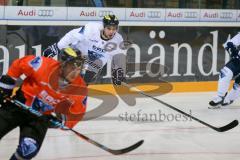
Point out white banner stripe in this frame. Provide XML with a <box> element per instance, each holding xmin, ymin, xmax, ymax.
<box><xmin>1</xmin><ymin>6</ymin><xmax>240</xmax><ymax>23</ymax></box>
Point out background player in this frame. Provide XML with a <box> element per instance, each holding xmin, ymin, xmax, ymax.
<box><xmin>43</xmin><ymin>14</ymin><xmax>126</xmax><ymax>85</ymax></box>
<box><xmin>0</xmin><ymin>48</ymin><xmax>87</xmax><ymax>159</ymax></box>
<box><xmin>209</xmin><ymin>33</ymin><xmax>240</xmax><ymax>108</ymax></box>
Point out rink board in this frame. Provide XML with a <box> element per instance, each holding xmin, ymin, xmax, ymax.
<box><xmin>88</xmin><ymin>81</ymin><xmax>234</xmax><ymax>95</ymax></box>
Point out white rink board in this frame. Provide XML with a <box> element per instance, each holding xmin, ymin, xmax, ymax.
<box><xmin>5</xmin><ymin>6</ymin><xmax>67</xmax><ymax>20</ymax></box>
<box><xmin>1</xmin><ymin>7</ymin><xmax>240</xmax><ymax>24</ymax></box>
<box><xmin>165</xmin><ymin>8</ymin><xmax>200</xmax><ymax>22</ymax></box>
<box><xmin>1</xmin><ymin>92</ymin><xmax>240</xmax><ymax>160</ymax></box>
<box><xmin>0</xmin><ymin>6</ymin><xmax>4</xmax><ymax>19</ymax></box>
<box><xmin>67</xmin><ymin>7</ymin><xmax>125</xmax><ymax>21</ymax></box>
<box><xmin>200</xmin><ymin>9</ymin><xmax>237</xmax><ymax>22</ymax></box>
<box><xmin>125</xmin><ymin>8</ymin><xmax>165</xmax><ymax>21</ymax></box>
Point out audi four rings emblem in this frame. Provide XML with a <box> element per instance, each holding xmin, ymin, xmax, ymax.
<box><xmin>98</xmin><ymin>11</ymin><xmax>114</xmax><ymax>17</ymax></box>
<box><xmin>147</xmin><ymin>11</ymin><xmax>161</xmax><ymax>18</ymax></box>
<box><xmin>38</xmin><ymin>10</ymin><xmax>54</xmax><ymax>17</ymax></box>
<box><xmin>184</xmin><ymin>12</ymin><xmax>198</xmax><ymax>18</ymax></box>
<box><xmin>220</xmin><ymin>12</ymin><xmax>233</xmax><ymax>19</ymax></box>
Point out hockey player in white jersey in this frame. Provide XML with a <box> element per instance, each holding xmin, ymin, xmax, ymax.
<box><xmin>43</xmin><ymin>14</ymin><xmax>126</xmax><ymax>85</ymax></box>
<box><xmin>209</xmin><ymin>33</ymin><xmax>240</xmax><ymax>108</ymax></box>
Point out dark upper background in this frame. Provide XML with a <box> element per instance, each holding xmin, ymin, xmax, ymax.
<box><xmin>0</xmin><ymin>0</ymin><xmax>239</xmax><ymax>84</ymax></box>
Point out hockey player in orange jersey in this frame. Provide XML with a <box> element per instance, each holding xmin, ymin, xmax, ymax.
<box><xmin>0</xmin><ymin>47</ymin><xmax>87</xmax><ymax>160</ymax></box>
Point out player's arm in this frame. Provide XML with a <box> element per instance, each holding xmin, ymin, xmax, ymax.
<box><xmin>7</xmin><ymin>56</ymin><xmax>37</xmax><ymax>79</ymax></box>
<box><xmin>43</xmin><ymin>27</ymin><xmax>85</xmax><ymax>57</ymax></box>
<box><xmin>0</xmin><ymin>56</ymin><xmax>37</xmax><ymax>103</ymax></box>
<box><xmin>50</xmin><ymin>82</ymin><xmax>87</xmax><ymax>129</ymax></box>
<box><xmin>59</xmin><ymin>96</ymin><xmax>87</xmax><ymax>129</ymax></box>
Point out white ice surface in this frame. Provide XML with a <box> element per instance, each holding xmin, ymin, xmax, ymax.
<box><xmin>1</xmin><ymin>92</ymin><xmax>240</xmax><ymax>160</ymax></box>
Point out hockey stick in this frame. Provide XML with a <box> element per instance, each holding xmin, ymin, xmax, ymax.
<box><xmin>122</xmin><ymin>82</ymin><xmax>238</xmax><ymax>132</ymax></box>
<box><xmin>9</xmin><ymin>99</ymin><xmax>144</xmax><ymax>155</ymax></box>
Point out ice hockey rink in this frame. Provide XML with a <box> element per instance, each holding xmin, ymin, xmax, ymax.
<box><xmin>1</xmin><ymin>91</ymin><xmax>240</xmax><ymax>160</ymax></box>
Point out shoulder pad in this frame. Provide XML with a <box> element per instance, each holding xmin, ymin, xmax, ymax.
<box><xmin>84</xmin><ymin>22</ymin><xmax>103</xmax><ymax>37</ymax></box>
<box><xmin>28</xmin><ymin>56</ymin><xmax>42</xmax><ymax>71</ymax></box>
<box><xmin>109</xmin><ymin>32</ymin><xmax>123</xmax><ymax>44</ymax></box>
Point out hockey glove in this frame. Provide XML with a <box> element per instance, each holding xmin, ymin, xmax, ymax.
<box><xmin>0</xmin><ymin>75</ymin><xmax>16</xmax><ymax>104</ymax></box>
<box><xmin>43</xmin><ymin>43</ymin><xmax>60</xmax><ymax>58</ymax></box>
<box><xmin>112</xmin><ymin>68</ymin><xmax>125</xmax><ymax>85</ymax></box>
<box><xmin>45</xmin><ymin>112</ymin><xmax>67</xmax><ymax>129</ymax></box>
<box><xmin>225</xmin><ymin>42</ymin><xmax>240</xmax><ymax>59</ymax></box>
<box><xmin>32</xmin><ymin>97</ymin><xmax>54</xmax><ymax>113</ymax></box>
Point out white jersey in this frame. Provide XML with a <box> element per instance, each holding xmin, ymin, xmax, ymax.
<box><xmin>57</xmin><ymin>22</ymin><xmax>126</xmax><ymax>74</ymax></box>
<box><xmin>224</xmin><ymin>33</ymin><xmax>240</xmax><ymax>48</ymax></box>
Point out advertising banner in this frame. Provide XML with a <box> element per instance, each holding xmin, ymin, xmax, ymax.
<box><xmin>0</xmin><ymin>7</ymin><xmax>239</xmax><ymax>23</ymax></box>
<box><xmin>125</xmin><ymin>8</ymin><xmax>165</xmax><ymax>21</ymax></box>
<box><xmin>67</xmin><ymin>7</ymin><xmax>125</xmax><ymax>21</ymax></box>
<box><xmin>200</xmin><ymin>9</ymin><xmax>237</xmax><ymax>22</ymax></box>
<box><xmin>236</xmin><ymin>10</ymin><xmax>240</xmax><ymax>22</ymax></box>
<box><xmin>5</xmin><ymin>6</ymin><xmax>67</xmax><ymax>20</ymax></box>
<box><xmin>0</xmin><ymin>25</ymin><xmax>238</xmax><ymax>83</ymax></box>
<box><xmin>165</xmin><ymin>9</ymin><xmax>199</xmax><ymax>21</ymax></box>
<box><xmin>0</xmin><ymin>6</ymin><xmax>4</xmax><ymax>19</ymax></box>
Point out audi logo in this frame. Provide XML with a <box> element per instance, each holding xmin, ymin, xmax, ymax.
<box><xmin>38</xmin><ymin>10</ymin><xmax>54</xmax><ymax>17</ymax></box>
<box><xmin>220</xmin><ymin>12</ymin><xmax>233</xmax><ymax>19</ymax></box>
<box><xmin>147</xmin><ymin>11</ymin><xmax>161</xmax><ymax>18</ymax></box>
<box><xmin>98</xmin><ymin>11</ymin><xmax>114</xmax><ymax>17</ymax></box>
<box><xmin>184</xmin><ymin>11</ymin><xmax>198</xmax><ymax>18</ymax></box>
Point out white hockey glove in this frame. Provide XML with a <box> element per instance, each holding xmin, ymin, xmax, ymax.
<box><xmin>43</xmin><ymin>43</ymin><xmax>60</xmax><ymax>58</ymax></box>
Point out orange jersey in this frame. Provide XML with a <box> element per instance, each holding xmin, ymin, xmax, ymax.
<box><xmin>7</xmin><ymin>55</ymin><xmax>88</xmax><ymax>128</ymax></box>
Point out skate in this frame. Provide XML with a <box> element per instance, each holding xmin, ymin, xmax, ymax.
<box><xmin>222</xmin><ymin>99</ymin><xmax>234</xmax><ymax>106</ymax></box>
<box><xmin>208</xmin><ymin>96</ymin><xmax>224</xmax><ymax>109</ymax></box>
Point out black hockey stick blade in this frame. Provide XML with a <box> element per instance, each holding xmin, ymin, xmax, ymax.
<box><xmin>70</xmin><ymin>128</ymin><xmax>144</xmax><ymax>155</ymax></box>
<box><xmin>108</xmin><ymin>140</ymin><xmax>144</xmax><ymax>155</ymax></box>
<box><xmin>122</xmin><ymin>82</ymin><xmax>239</xmax><ymax>132</ymax></box>
<box><xmin>214</xmin><ymin>120</ymin><xmax>239</xmax><ymax>132</ymax></box>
